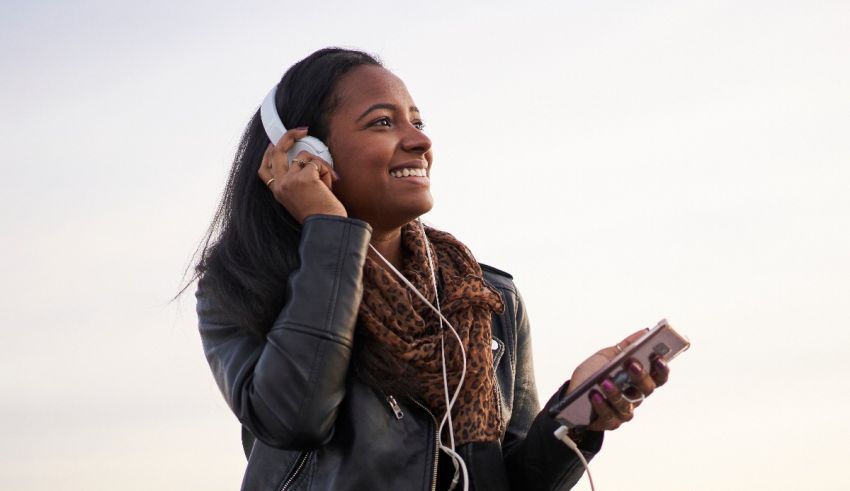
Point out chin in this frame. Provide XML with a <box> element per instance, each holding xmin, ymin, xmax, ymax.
<box><xmin>378</xmin><ymin>196</ymin><xmax>434</xmax><ymax>229</ymax></box>
<box><xmin>408</xmin><ymin>195</ymin><xmax>434</xmax><ymax>220</ymax></box>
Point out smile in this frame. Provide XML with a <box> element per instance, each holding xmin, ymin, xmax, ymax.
<box><xmin>389</xmin><ymin>168</ymin><xmax>428</xmax><ymax>178</ymax></box>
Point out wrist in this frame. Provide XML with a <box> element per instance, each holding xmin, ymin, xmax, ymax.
<box><xmin>567</xmin><ymin>426</ymin><xmax>585</xmax><ymax>443</ymax></box>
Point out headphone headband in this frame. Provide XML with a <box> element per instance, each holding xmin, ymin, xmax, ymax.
<box><xmin>260</xmin><ymin>85</ymin><xmax>287</xmax><ymax>145</ymax></box>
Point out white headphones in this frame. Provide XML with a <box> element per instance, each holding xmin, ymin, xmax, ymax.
<box><xmin>260</xmin><ymin>85</ymin><xmax>335</xmax><ymax>167</ymax></box>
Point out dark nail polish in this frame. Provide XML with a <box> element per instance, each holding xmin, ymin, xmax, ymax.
<box><xmin>628</xmin><ymin>360</ymin><xmax>643</xmax><ymax>374</ymax></box>
<box><xmin>601</xmin><ymin>380</ymin><xmax>616</xmax><ymax>393</ymax></box>
<box><xmin>591</xmin><ymin>392</ymin><xmax>604</xmax><ymax>404</ymax></box>
<box><xmin>296</xmin><ymin>126</ymin><xmax>308</xmax><ymax>131</ymax></box>
<box><xmin>654</xmin><ymin>357</ymin><xmax>668</xmax><ymax>371</ymax></box>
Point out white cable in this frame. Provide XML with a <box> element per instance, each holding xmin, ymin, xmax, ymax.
<box><xmin>421</xmin><ymin>220</ymin><xmax>467</xmax><ymax>490</ymax></box>
<box><xmin>553</xmin><ymin>426</ymin><xmax>596</xmax><ymax>491</ymax></box>
<box><xmin>441</xmin><ymin>443</ymin><xmax>469</xmax><ymax>491</ymax></box>
<box><xmin>367</xmin><ymin>218</ymin><xmax>469</xmax><ymax>491</ymax></box>
<box><xmin>420</xmin><ymin>220</ymin><xmax>462</xmax><ymax>448</ymax></box>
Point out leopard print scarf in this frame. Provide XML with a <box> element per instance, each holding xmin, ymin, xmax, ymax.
<box><xmin>356</xmin><ymin>221</ymin><xmax>505</xmax><ymax>444</ymax></box>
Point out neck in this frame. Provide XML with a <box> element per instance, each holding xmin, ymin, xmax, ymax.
<box><xmin>370</xmin><ymin>226</ymin><xmax>404</xmax><ymax>271</ymax></box>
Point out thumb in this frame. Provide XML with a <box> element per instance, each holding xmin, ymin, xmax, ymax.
<box><xmin>596</xmin><ymin>328</ymin><xmax>649</xmax><ymax>360</ymax></box>
<box><xmin>618</xmin><ymin>328</ymin><xmax>649</xmax><ymax>350</ymax></box>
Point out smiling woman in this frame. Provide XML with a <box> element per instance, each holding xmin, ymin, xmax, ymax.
<box><xmin>190</xmin><ymin>47</ymin><xmax>670</xmax><ymax>491</ymax></box>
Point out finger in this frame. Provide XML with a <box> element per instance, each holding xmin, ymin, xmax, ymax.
<box><xmin>600</xmin><ymin>379</ymin><xmax>634</xmax><ymax>421</ymax></box>
<box><xmin>626</xmin><ymin>359</ymin><xmax>657</xmax><ymax>398</ymax></box>
<box><xmin>649</xmin><ymin>355</ymin><xmax>670</xmax><ymax>387</ymax></box>
<box><xmin>290</xmin><ymin>151</ymin><xmax>335</xmax><ymax>189</ymax></box>
<box><xmin>258</xmin><ymin>143</ymin><xmax>275</xmax><ymax>184</ymax></box>
<box><xmin>268</xmin><ymin>142</ymin><xmax>292</xmax><ymax>180</ymax></box>
<box><xmin>291</xmin><ymin>150</ymin><xmax>320</xmax><ymax>169</ymax></box>
<box><xmin>298</xmin><ymin>153</ymin><xmax>334</xmax><ymax>188</ymax></box>
<box><xmin>316</xmin><ymin>162</ymin><xmax>334</xmax><ymax>188</ymax></box>
<box><xmin>588</xmin><ymin>391</ymin><xmax>622</xmax><ymax>431</ymax></box>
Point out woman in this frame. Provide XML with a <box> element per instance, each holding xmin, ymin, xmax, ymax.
<box><xmin>194</xmin><ymin>48</ymin><xmax>669</xmax><ymax>491</ymax></box>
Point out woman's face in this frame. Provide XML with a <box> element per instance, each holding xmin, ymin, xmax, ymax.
<box><xmin>325</xmin><ymin>65</ymin><xmax>433</xmax><ymax>233</ymax></box>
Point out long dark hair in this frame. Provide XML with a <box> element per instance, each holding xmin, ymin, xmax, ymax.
<box><xmin>188</xmin><ymin>48</ymin><xmax>381</xmax><ymax>336</ymax></box>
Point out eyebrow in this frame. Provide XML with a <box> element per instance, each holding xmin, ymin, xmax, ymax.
<box><xmin>356</xmin><ymin>103</ymin><xmax>420</xmax><ymax>122</ymax></box>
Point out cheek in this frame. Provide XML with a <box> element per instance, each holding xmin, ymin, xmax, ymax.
<box><xmin>333</xmin><ymin>138</ymin><xmax>389</xmax><ymax>180</ymax></box>
<box><xmin>331</xmin><ymin>152</ymin><xmax>381</xmax><ymax>208</ymax></box>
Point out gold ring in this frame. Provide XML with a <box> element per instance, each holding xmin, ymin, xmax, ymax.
<box><xmin>265</xmin><ymin>177</ymin><xmax>275</xmax><ymax>186</ymax></box>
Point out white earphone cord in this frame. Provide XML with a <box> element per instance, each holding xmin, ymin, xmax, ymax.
<box><xmin>367</xmin><ymin>219</ymin><xmax>469</xmax><ymax>491</ymax></box>
<box><xmin>369</xmin><ymin>220</ymin><xmax>596</xmax><ymax>491</ymax></box>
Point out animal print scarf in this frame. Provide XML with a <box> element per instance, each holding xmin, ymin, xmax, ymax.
<box><xmin>357</xmin><ymin>221</ymin><xmax>505</xmax><ymax>444</ymax></box>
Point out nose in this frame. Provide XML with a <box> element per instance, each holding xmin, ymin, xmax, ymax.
<box><xmin>401</xmin><ymin>123</ymin><xmax>431</xmax><ymax>155</ymax></box>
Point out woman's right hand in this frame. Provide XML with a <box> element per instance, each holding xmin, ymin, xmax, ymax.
<box><xmin>257</xmin><ymin>127</ymin><xmax>347</xmax><ymax>223</ymax></box>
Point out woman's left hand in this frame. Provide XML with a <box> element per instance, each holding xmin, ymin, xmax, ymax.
<box><xmin>565</xmin><ymin>329</ymin><xmax>670</xmax><ymax>432</ymax></box>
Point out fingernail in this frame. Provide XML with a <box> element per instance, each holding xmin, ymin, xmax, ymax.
<box><xmin>331</xmin><ymin>169</ymin><xmax>340</xmax><ymax>181</ymax></box>
<box><xmin>654</xmin><ymin>357</ymin><xmax>668</xmax><ymax>370</ymax></box>
<box><xmin>591</xmin><ymin>392</ymin><xmax>605</xmax><ymax>404</ymax></box>
<box><xmin>601</xmin><ymin>380</ymin><xmax>616</xmax><ymax>393</ymax></box>
<box><xmin>295</xmin><ymin>126</ymin><xmax>308</xmax><ymax>131</ymax></box>
<box><xmin>267</xmin><ymin>143</ymin><xmax>273</xmax><ymax>149</ymax></box>
<box><xmin>628</xmin><ymin>360</ymin><xmax>643</xmax><ymax>374</ymax></box>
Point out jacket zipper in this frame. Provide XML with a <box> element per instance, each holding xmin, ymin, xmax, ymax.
<box><xmin>410</xmin><ymin>398</ymin><xmax>441</xmax><ymax>491</ymax></box>
<box><xmin>386</xmin><ymin>394</ymin><xmax>439</xmax><ymax>491</ymax></box>
<box><xmin>278</xmin><ymin>451</ymin><xmax>311</xmax><ymax>491</ymax></box>
<box><xmin>386</xmin><ymin>394</ymin><xmax>404</xmax><ymax>420</ymax></box>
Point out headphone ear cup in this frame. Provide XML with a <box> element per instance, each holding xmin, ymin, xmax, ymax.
<box><xmin>287</xmin><ymin>136</ymin><xmax>334</xmax><ymax>167</ymax></box>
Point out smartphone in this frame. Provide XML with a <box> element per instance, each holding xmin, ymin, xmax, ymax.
<box><xmin>550</xmin><ymin>319</ymin><xmax>690</xmax><ymax>430</ymax></box>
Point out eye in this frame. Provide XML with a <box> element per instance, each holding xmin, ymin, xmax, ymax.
<box><xmin>369</xmin><ymin>116</ymin><xmax>426</xmax><ymax>130</ymax></box>
<box><xmin>371</xmin><ymin>116</ymin><xmax>391</xmax><ymax>127</ymax></box>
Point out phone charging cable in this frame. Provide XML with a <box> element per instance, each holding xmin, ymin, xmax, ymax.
<box><xmin>553</xmin><ymin>426</ymin><xmax>596</xmax><ymax>491</ymax></box>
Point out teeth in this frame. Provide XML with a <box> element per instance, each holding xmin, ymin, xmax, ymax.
<box><xmin>390</xmin><ymin>168</ymin><xmax>427</xmax><ymax>178</ymax></box>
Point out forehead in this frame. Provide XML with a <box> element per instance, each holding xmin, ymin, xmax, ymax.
<box><xmin>332</xmin><ymin>65</ymin><xmax>414</xmax><ymax>113</ymax></box>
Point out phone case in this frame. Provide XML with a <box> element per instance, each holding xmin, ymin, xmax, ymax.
<box><xmin>550</xmin><ymin>319</ymin><xmax>690</xmax><ymax>430</ymax></box>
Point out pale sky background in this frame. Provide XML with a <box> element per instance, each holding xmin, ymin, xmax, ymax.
<box><xmin>2</xmin><ymin>1</ymin><xmax>848</xmax><ymax>490</ymax></box>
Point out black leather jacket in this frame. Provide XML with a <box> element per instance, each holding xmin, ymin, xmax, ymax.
<box><xmin>197</xmin><ymin>215</ymin><xmax>602</xmax><ymax>490</ymax></box>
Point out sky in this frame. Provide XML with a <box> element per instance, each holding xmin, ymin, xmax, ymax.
<box><xmin>1</xmin><ymin>0</ymin><xmax>849</xmax><ymax>489</ymax></box>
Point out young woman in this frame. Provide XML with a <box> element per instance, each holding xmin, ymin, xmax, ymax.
<box><xmin>194</xmin><ymin>47</ymin><xmax>669</xmax><ymax>491</ymax></box>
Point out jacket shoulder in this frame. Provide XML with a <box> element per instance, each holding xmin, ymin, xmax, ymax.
<box><xmin>480</xmin><ymin>263</ymin><xmax>517</xmax><ymax>294</ymax></box>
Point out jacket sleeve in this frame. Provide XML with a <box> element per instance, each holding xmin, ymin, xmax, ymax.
<box><xmin>196</xmin><ymin>215</ymin><xmax>371</xmax><ymax>450</ymax></box>
<box><xmin>502</xmin><ymin>289</ymin><xmax>604</xmax><ymax>490</ymax></box>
